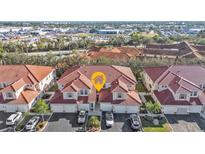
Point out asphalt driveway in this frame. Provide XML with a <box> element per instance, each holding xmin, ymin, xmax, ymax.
<box><xmin>44</xmin><ymin>113</ymin><xmax>84</xmax><ymax>132</ymax></box>
<box><xmin>166</xmin><ymin>114</ymin><xmax>205</xmax><ymax>132</ymax></box>
<box><xmin>0</xmin><ymin>112</ymin><xmax>15</xmax><ymax>132</ymax></box>
<box><xmin>101</xmin><ymin>113</ymin><xmax>142</xmax><ymax>132</ymax></box>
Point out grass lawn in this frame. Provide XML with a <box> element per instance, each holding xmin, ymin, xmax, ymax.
<box><xmin>140</xmin><ymin>116</ymin><xmax>172</xmax><ymax>132</ymax></box>
<box><xmin>136</xmin><ymin>82</ymin><xmax>147</xmax><ymax>92</ymax></box>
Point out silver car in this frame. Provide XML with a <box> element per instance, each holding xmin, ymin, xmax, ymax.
<box><xmin>25</xmin><ymin>116</ymin><xmax>40</xmax><ymax>130</ymax></box>
<box><xmin>130</xmin><ymin>114</ymin><xmax>140</xmax><ymax>130</ymax></box>
<box><xmin>78</xmin><ymin>110</ymin><xmax>86</xmax><ymax>124</ymax></box>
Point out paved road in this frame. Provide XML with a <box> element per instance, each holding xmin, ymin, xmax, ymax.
<box><xmin>166</xmin><ymin>114</ymin><xmax>205</xmax><ymax>132</ymax></box>
<box><xmin>26</xmin><ymin>49</ymin><xmax>86</xmax><ymax>56</ymax></box>
<box><xmin>44</xmin><ymin>113</ymin><xmax>84</xmax><ymax>132</ymax></box>
<box><xmin>0</xmin><ymin>112</ymin><xmax>13</xmax><ymax>131</ymax></box>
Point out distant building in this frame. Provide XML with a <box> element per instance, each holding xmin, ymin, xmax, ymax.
<box><xmin>97</xmin><ymin>29</ymin><xmax>120</xmax><ymax>34</ymax></box>
<box><xmin>85</xmin><ymin>46</ymin><xmax>143</xmax><ymax>60</ymax></box>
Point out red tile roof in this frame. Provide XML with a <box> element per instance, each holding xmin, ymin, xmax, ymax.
<box><xmin>143</xmin><ymin>66</ymin><xmax>168</xmax><ymax>82</ymax></box>
<box><xmin>86</xmin><ymin>47</ymin><xmax>142</xmax><ymax>60</ymax></box>
<box><xmin>51</xmin><ymin>65</ymin><xmax>141</xmax><ymax>106</ymax></box>
<box><xmin>0</xmin><ymin>90</ymin><xmax>39</xmax><ymax>104</ymax></box>
<box><xmin>0</xmin><ymin>65</ymin><xmax>54</xmax><ymax>84</ymax></box>
<box><xmin>0</xmin><ymin>65</ymin><xmax>54</xmax><ymax>105</ymax></box>
<box><xmin>154</xmin><ymin>90</ymin><xmax>203</xmax><ymax>105</ymax></box>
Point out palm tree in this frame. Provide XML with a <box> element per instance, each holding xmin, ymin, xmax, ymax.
<box><xmin>33</xmin><ymin>99</ymin><xmax>49</xmax><ymax>121</ymax></box>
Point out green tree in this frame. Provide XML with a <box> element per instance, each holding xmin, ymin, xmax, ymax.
<box><xmin>131</xmin><ymin>32</ymin><xmax>145</xmax><ymax>46</ymax></box>
<box><xmin>0</xmin><ymin>41</ymin><xmax>4</xmax><ymax>64</ymax></box>
<box><xmin>145</xmin><ymin>101</ymin><xmax>161</xmax><ymax>114</ymax></box>
<box><xmin>33</xmin><ymin>99</ymin><xmax>49</xmax><ymax>121</ymax></box>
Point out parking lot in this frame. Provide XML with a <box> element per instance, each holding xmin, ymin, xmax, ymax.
<box><xmin>44</xmin><ymin>113</ymin><xmax>85</xmax><ymax>132</ymax></box>
<box><xmin>0</xmin><ymin>112</ymin><xmax>15</xmax><ymax>132</ymax></box>
<box><xmin>44</xmin><ymin>113</ymin><xmax>142</xmax><ymax>132</ymax></box>
<box><xmin>166</xmin><ymin>114</ymin><xmax>205</xmax><ymax>132</ymax></box>
<box><xmin>101</xmin><ymin>113</ymin><xmax>142</xmax><ymax>132</ymax></box>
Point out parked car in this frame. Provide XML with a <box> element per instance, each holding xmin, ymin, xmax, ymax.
<box><xmin>105</xmin><ymin>112</ymin><xmax>114</xmax><ymax>127</ymax></box>
<box><xmin>6</xmin><ymin>112</ymin><xmax>22</xmax><ymax>126</ymax></box>
<box><xmin>78</xmin><ymin>110</ymin><xmax>86</xmax><ymax>124</ymax></box>
<box><xmin>130</xmin><ymin>114</ymin><xmax>140</xmax><ymax>130</ymax></box>
<box><xmin>25</xmin><ymin>116</ymin><xmax>40</xmax><ymax>130</ymax></box>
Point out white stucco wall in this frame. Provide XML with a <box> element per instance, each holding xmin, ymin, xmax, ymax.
<box><xmin>38</xmin><ymin>71</ymin><xmax>55</xmax><ymax>91</ymax></box>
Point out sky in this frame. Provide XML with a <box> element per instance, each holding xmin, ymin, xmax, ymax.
<box><xmin>0</xmin><ymin>0</ymin><xmax>205</xmax><ymax>21</ymax></box>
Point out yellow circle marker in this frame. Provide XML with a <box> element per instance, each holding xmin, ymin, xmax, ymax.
<box><xmin>91</xmin><ymin>72</ymin><xmax>106</xmax><ymax>92</ymax></box>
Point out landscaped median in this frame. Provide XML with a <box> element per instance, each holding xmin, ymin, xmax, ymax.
<box><xmin>140</xmin><ymin>115</ymin><xmax>172</xmax><ymax>132</ymax></box>
<box><xmin>139</xmin><ymin>100</ymin><xmax>172</xmax><ymax>132</ymax></box>
<box><xmin>15</xmin><ymin>99</ymin><xmax>52</xmax><ymax>132</ymax></box>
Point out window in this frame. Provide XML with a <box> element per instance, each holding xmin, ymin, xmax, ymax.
<box><xmin>80</xmin><ymin>90</ymin><xmax>84</xmax><ymax>95</ymax></box>
<box><xmin>80</xmin><ymin>89</ymin><xmax>88</xmax><ymax>96</ymax></box>
<box><xmin>117</xmin><ymin>93</ymin><xmax>123</xmax><ymax>99</ymax></box>
<box><xmin>6</xmin><ymin>92</ymin><xmax>13</xmax><ymax>98</ymax></box>
<box><xmin>179</xmin><ymin>94</ymin><xmax>186</xmax><ymax>99</ymax></box>
<box><xmin>67</xmin><ymin>93</ymin><xmax>73</xmax><ymax>98</ymax></box>
<box><xmin>200</xmin><ymin>84</ymin><xmax>205</xmax><ymax>89</ymax></box>
<box><xmin>191</xmin><ymin>91</ymin><xmax>197</xmax><ymax>97</ymax></box>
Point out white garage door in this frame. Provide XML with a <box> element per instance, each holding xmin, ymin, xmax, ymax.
<box><xmin>78</xmin><ymin>104</ymin><xmax>89</xmax><ymax>111</ymax></box>
<box><xmin>126</xmin><ymin>106</ymin><xmax>139</xmax><ymax>113</ymax></box>
<box><xmin>51</xmin><ymin>105</ymin><xmax>64</xmax><ymax>113</ymax></box>
<box><xmin>64</xmin><ymin>105</ymin><xmax>77</xmax><ymax>113</ymax></box>
<box><xmin>100</xmin><ymin>103</ymin><xmax>112</xmax><ymax>111</ymax></box>
<box><xmin>113</xmin><ymin>105</ymin><xmax>139</xmax><ymax>113</ymax></box>
<box><xmin>113</xmin><ymin>105</ymin><xmax>126</xmax><ymax>113</ymax></box>
<box><xmin>51</xmin><ymin>104</ymin><xmax>77</xmax><ymax>113</ymax></box>
<box><xmin>6</xmin><ymin>105</ymin><xmax>18</xmax><ymax>113</ymax></box>
<box><xmin>177</xmin><ymin>108</ymin><xmax>188</xmax><ymax>115</ymax></box>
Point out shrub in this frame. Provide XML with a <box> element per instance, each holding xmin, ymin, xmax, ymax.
<box><xmin>32</xmin><ymin>99</ymin><xmax>49</xmax><ymax>114</ymax></box>
<box><xmin>88</xmin><ymin>116</ymin><xmax>100</xmax><ymax>128</ymax></box>
<box><xmin>145</xmin><ymin>101</ymin><xmax>161</xmax><ymax>114</ymax></box>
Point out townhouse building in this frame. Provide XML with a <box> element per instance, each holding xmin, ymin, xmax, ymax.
<box><xmin>0</xmin><ymin>65</ymin><xmax>55</xmax><ymax>112</ymax></box>
<box><xmin>143</xmin><ymin>65</ymin><xmax>205</xmax><ymax>114</ymax></box>
<box><xmin>50</xmin><ymin>65</ymin><xmax>142</xmax><ymax>113</ymax></box>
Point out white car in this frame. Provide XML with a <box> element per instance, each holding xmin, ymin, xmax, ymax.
<box><xmin>25</xmin><ymin>116</ymin><xmax>40</xmax><ymax>130</ymax></box>
<box><xmin>105</xmin><ymin>112</ymin><xmax>114</xmax><ymax>127</ymax></box>
<box><xmin>78</xmin><ymin>110</ymin><xmax>86</xmax><ymax>124</ymax></box>
<box><xmin>6</xmin><ymin>112</ymin><xmax>22</xmax><ymax>126</ymax></box>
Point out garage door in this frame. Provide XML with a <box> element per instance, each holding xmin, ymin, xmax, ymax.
<box><xmin>64</xmin><ymin>105</ymin><xmax>77</xmax><ymax>113</ymax></box>
<box><xmin>6</xmin><ymin>105</ymin><xmax>17</xmax><ymax>112</ymax></box>
<box><xmin>177</xmin><ymin>108</ymin><xmax>188</xmax><ymax>115</ymax></box>
<box><xmin>51</xmin><ymin>105</ymin><xmax>64</xmax><ymax>113</ymax></box>
<box><xmin>100</xmin><ymin>103</ymin><xmax>112</xmax><ymax>111</ymax></box>
<box><xmin>78</xmin><ymin>104</ymin><xmax>89</xmax><ymax>111</ymax></box>
<box><xmin>51</xmin><ymin>104</ymin><xmax>77</xmax><ymax>113</ymax></box>
<box><xmin>126</xmin><ymin>106</ymin><xmax>139</xmax><ymax>113</ymax></box>
<box><xmin>113</xmin><ymin>105</ymin><xmax>126</xmax><ymax>113</ymax></box>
